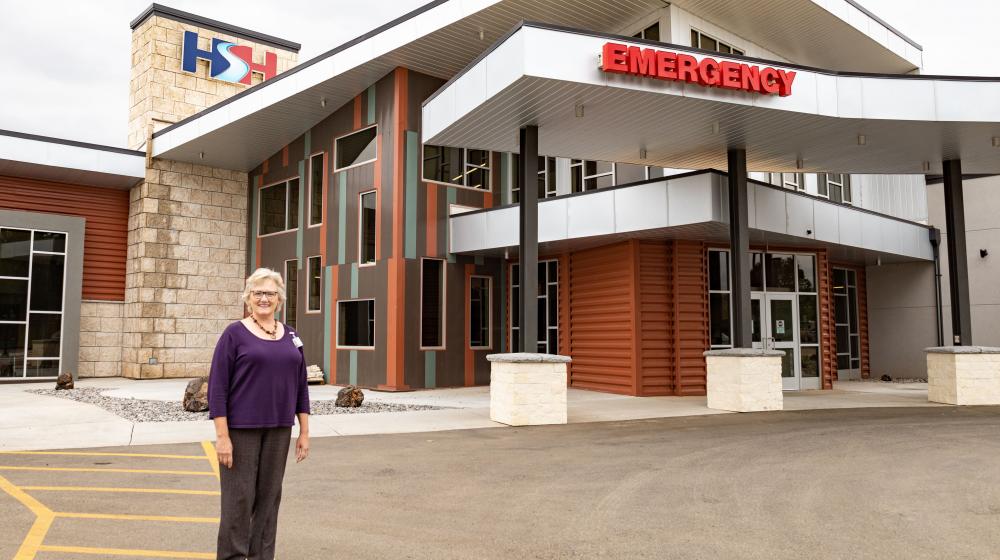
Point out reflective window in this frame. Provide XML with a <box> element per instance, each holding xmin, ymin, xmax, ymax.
<box><xmin>30</xmin><ymin>254</ymin><xmax>64</xmax><ymax>312</ymax></box>
<box><xmin>633</xmin><ymin>22</ymin><xmax>660</xmax><ymax>41</ymax></box>
<box><xmin>424</xmin><ymin>145</ymin><xmax>491</xmax><ymax>190</ymax></box>
<box><xmin>360</xmin><ymin>191</ymin><xmax>377</xmax><ymax>265</ymax></box>
<box><xmin>470</xmin><ymin>276</ymin><xmax>491</xmax><ymax>349</ymax></box>
<box><xmin>692</xmin><ymin>29</ymin><xmax>744</xmax><ymax>55</ymax></box>
<box><xmin>284</xmin><ymin>260</ymin><xmax>297</xmax><ymax>329</ymax></box>
<box><xmin>0</xmin><ymin>229</ymin><xmax>31</xmax><ymax>277</ymax></box>
<box><xmin>511</xmin><ymin>261</ymin><xmax>558</xmax><ymax>353</ymax></box>
<box><xmin>338</xmin><ymin>300</ymin><xmax>375</xmax><ymax>347</ymax></box>
<box><xmin>33</xmin><ymin>231</ymin><xmax>66</xmax><ymax>253</ymax></box>
<box><xmin>765</xmin><ymin>253</ymin><xmax>796</xmax><ymax>292</ymax></box>
<box><xmin>309</xmin><ymin>153</ymin><xmax>324</xmax><ymax>226</ymax></box>
<box><xmin>307</xmin><ymin>256</ymin><xmax>322</xmax><ymax>312</ymax></box>
<box><xmin>796</xmin><ymin>255</ymin><xmax>816</xmax><ymax>293</ymax></box>
<box><xmin>421</xmin><ymin>259</ymin><xmax>445</xmax><ymax>348</ymax></box>
<box><xmin>258</xmin><ymin>180</ymin><xmax>301</xmax><ymax>236</ymax></box>
<box><xmin>335</xmin><ymin>126</ymin><xmax>377</xmax><ymax>170</ymax></box>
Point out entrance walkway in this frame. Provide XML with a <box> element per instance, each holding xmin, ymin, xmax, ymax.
<box><xmin>1</xmin><ymin>378</ymin><xmax>938</xmax><ymax>452</ymax></box>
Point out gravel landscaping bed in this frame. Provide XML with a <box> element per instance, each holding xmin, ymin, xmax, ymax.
<box><xmin>28</xmin><ymin>388</ymin><xmax>445</xmax><ymax>423</ymax></box>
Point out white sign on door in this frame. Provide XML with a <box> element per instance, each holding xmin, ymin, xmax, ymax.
<box><xmin>776</xmin><ymin>320</ymin><xmax>785</xmax><ymax>335</ymax></box>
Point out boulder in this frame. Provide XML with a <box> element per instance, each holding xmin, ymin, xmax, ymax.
<box><xmin>880</xmin><ymin>374</ymin><xmax>892</xmax><ymax>382</ymax></box>
<box><xmin>183</xmin><ymin>377</ymin><xmax>209</xmax><ymax>412</ymax></box>
<box><xmin>336</xmin><ymin>385</ymin><xmax>364</xmax><ymax>407</ymax></box>
<box><xmin>55</xmin><ymin>372</ymin><xmax>74</xmax><ymax>390</ymax></box>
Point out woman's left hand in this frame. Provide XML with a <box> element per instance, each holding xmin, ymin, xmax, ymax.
<box><xmin>295</xmin><ymin>434</ymin><xmax>310</xmax><ymax>463</ymax></box>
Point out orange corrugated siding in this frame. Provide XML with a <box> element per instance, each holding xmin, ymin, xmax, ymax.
<box><xmin>568</xmin><ymin>242</ymin><xmax>636</xmax><ymax>394</ymax></box>
<box><xmin>857</xmin><ymin>267</ymin><xmax>871</xmax><ymax>379</ymax></box>
<box><xmin>673</xmin><ymin>241</ymin><xmax>708</xmax><ymax>395</ymax></box>
<box><xmin>818</xmin><ymin>250</ymin><xmax>836</xmax><ymax>389</ymax></box>
<box><xmin>0</xmin><ymin>175</ymin><xmax>128</xmax><ymax>301</ymax></box>
<box><xmin>637</xmin><ymin>241</ymin><xmax>672</xmax><ymax>395</ymax></box>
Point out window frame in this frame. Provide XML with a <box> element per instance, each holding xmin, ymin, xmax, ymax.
<box><xmin>333</xmin><ymin>124</ymin><xmax>378</xmax><ymax>172</ymax></box>
<box><xmin>336</xmin><ymin>298</ymin><xmax>376</xmax><ymax>350</ymax></box>
<box><xmin>632</xmin><ymin>21</ymin><xmax>661</xmax><ymax>41</ymax></box>
<box><xmin>691</xmin><ymin>28</ymin><xmax>745</xmax><ymax>56</ymax></box>
<box><xmin>358</xmin><ymin>190</ymin><xmax>377</xmax><ymax>267</ymax></box>
<box><xmin>708</xmin><ymin>248</ymin><xmax>734</xmax><ymax>349</ymax></box>
<box><xmin>308</xmin><ymin>152</ymin><xmax>325</xmax><ymax>228</ymax></box>
<box><xmin>571</xmin><ymin>159</ymin><xmax>615</xmax><ymax>192</ymax></box>
<box><xmin>419</xmin><ymin>257</ymin><xmax>446</xmax><ymax>350</ymax></box>
<box><xmin>782</xmin><ymin>172</ymin><xmax>805</xmax><ymax>192</ymax></box>
<box><xmin>469</xmin><ymin>274</ymin><xmax>493</xmax><ymax>350</ymax></box>
<box><xmin>305</xmin><ymin>255</ymin><xmax>322</xmax><ymax>314</ymax></box>
<box><xmin>257</xmin><ymin>177</ymin><xmax>300</xmax><ymax>238</ymax></box>
<box><xmin>421</xmin><ymin>144</ymin><xmax>493</xmax><ymax>192</ymax></box>
<box><xmin>282</xmin><ymin>259</ymin><xmax>298</xmax><ymax>329</ymax></box>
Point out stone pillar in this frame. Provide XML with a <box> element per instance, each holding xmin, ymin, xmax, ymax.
<box><xmin>705</xmin><ymin>349</ymin><xmax>784</xmax><ymax>412</ymax></box>
<box><xmin>926</xmin><ymin>346</ymin><xmax>1000</xmax><ymax>405</ymax></box>
<box><xmin>487</xmin><ymin>353</ymin><xmax>570</xmax><ymax>426</ymax></box>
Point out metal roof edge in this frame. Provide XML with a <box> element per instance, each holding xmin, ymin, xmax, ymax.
<box><xmin>843</xmin><ymin>0</ymin><xmax>922</xmax><ymax>51</ymax></box>
<box><xmin>0</xmin><ymin>129</ymin><xmax>146</xmax><ymax>159</ymax></box>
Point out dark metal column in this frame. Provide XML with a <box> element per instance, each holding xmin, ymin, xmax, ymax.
<box><xmin>518</xmin><ymin>126</ymin><xmax>539</xmax><ymax>352</ymax></box>
<box><xmin>728</xmin><ymin>149</ymin><xmax>752</xmax><ymax>348</ymax></box>
<box><xmin>942</xmin><ymin>159</ymin><xmax>972</xmax><ymax>346</ymax></box>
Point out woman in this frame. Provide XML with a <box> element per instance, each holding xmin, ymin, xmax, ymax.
<box><xmin>208</xmin><ymin>267</ymin><xmax>311</xmax><ymax>560</ymax></box>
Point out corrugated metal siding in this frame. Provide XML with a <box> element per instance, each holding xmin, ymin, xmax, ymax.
<box><xmin>856</xmin><ymin>267</ymin><xmax>871</xmax><ymax>379</ymax></box>
<box><xmin>673</xmin><ymin>241</ymin><xmax>708</xmax><ymax>395</ymax></box>
<box><xmin>568</xmin><ymin>242</ymin><xmax>636</xmax><ymax>394</ymax></box>
<box><xmin>818</xmin><ymin>250</ymin><xmax>836</xmax><ymax>389</ymax></box>
<box><xmin>637</xmin><ymin>241</ymin><xmax>672</xmax><ymax>395</ymax></box>
<box><xmin>0</xmin><ymin>175</ymin><xmax>128</xmax><ymax>301</ymax></box>
<box><xmin>853</xmin><ymin>174</ymin><xmax>928</xmax><ymax>223</ymax></box>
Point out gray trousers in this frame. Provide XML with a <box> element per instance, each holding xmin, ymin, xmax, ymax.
<box><xmin>217</xmin><ymin>427</ymin><xmax>292</xmax><ymax>560</ymax></box>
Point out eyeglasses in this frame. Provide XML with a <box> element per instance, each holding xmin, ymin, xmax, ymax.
<box><xmin>251</xmin><ymin>291</ymin><xmax>278</xmax><ymax>301</ymax></box>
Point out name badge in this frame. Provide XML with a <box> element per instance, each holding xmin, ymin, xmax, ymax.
<box><xmin>291</xmin><ymin>333</ymin><xmax>303</xmax><ymax>348</ymax></box>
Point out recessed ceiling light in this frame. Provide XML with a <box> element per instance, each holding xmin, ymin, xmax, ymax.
<box><xmin>857</xmin><ymin>134</ymin><xmax>867</xmax><ymax>146</ymax></box>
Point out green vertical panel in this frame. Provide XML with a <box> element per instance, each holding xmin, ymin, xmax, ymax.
<box><xmin>323</xmin><ymin>265</ymin><xmax>332</xmax><ymax>383</ymax></box>
<box><xmin>424</xmin><ymin>351</ymin><xmax>436</xmax><ymax>389</ymax></box>
<box><xmin>498</xmin><ymin>264</ymin><xmax>506</xmax><ymax>352</ymax></box>
<box><xmin>499</xmin><ymin>154</ymin><xmax>508</xmax><ymax>206</ymax></box>
<box><xmin>249</xmin><ymin>175</ymin><xmax>259</xmax><ymax>273</ymax></box>
<box><xmin>304</xmin><ymin>130</ymin><xmax>311</xmax><ymax>159</ymax></box>
<box><xmin>338</xmin><ymin>173</ymin><xmax>347</xmax><ymax>265</ymax></box>
<box><xmin>297</xmin><ymin>160</ymin><xmax>306</xmax><ymax>270</ymax></box>
<box><xmin>350</xmin><ymin>263</ymin><xmax>358</xmax><ymax>298</ymax></box>
<box><xmin>349</xmin><ymin>350</ymin><xmax>358</xmax><ymax>386</ymax></box>
<box><xmin>446</xmin><ymin>188</ymin><xmax>457</xmax><ymax>263</ymax></box>
<box><xmin>366</xmin><ymin>86</ymin><xmax>376</xmax><ymax>126</ymax></box>
<box><xmin>404</xmin><ymin>131</ymin><xmax>418</xmax><ymax>259</ymax></box>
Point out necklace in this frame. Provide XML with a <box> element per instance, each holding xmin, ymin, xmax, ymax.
<box><xmin>251</xmin><ymin>315</ymin><xmax>277</xmax><ymax>339</ymax></box>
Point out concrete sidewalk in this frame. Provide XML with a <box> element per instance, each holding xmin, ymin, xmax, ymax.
<box><xmin>0</xmin><ymin>378</ymin><xmax>938</xmax><ymax>451</ymax></box>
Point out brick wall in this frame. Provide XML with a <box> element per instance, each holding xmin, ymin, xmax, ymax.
<box><xmin>121</xmin><ymin>159</ymin><xmax>248</xmax><ymax>379</ymax></box>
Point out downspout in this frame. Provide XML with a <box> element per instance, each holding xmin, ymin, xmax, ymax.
<box><xmin>929</xmin><ymin>228</ymin><xmax>945</xmax><ymax>346</ymax></box>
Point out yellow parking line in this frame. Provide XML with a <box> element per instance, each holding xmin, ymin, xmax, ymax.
<box><xmin>0</xmin><ymin>451</ymin><xmax>205</xmax><ymax>460</ymax></box>
<box><xmin>201</xmin><ymin>440</ymin><xmax>220</xmax><ymax>481</ymax></box>
<box><xmin>37</xmin><ymin>545</ymin><xmax>214</xmax><ymax>558</ymax></box>
<box><xmin>0</xmin><ymin>466</ymin><xmax>215</xmax><ymax>476</ymax></box>
<box><xmin>55</xmin><ymin>512</ymin><xmax>219</xmax><ymax>523</ymax></box>
<box><xmin>20</xmin><ymin>486</ymin><xmax>220</xmax><ymax>496</ymax></box>
<box><xmin>0</xmin><ymin>473</ymin><xmax>55</xmax><ymax>560</ymax></box>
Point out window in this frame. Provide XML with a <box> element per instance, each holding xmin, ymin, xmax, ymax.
<box><xmin>510</xmin><ymin>261</ymin><xmax>558</xmax><ymax>353</ymax></box>
<box><xmin>470</xmin><ymin>276</ymin><xmax>492</xmax><ymax>349</ymax></box>
<box><xmin>420</xmin><ymin>259</ymin><xmax>445</xmax><ymax>348</ymax></box>
<box><xmin>423</xmin><ymin>145</ymin><xmax>491</xmax><ymax>190</ymax></box>
<box><xmin>309</xmin><ymin>153</ymin><xmax>324</xmax><ymax>226</ymax></box>
<box><xmin>510</xmin><ymin>154</ymin><xmax>556</xmax><ymax>203</ymax></box>
<box><xmin>632</xmin><ymin>22</ymin><xmax>660</xmax><ymax>41</ymax></box>
<box><xmin>708</xmin><ymin>249</ymin><xmax>732</xmax><ymax>348</ymax></box>
<box><xmin>258</xmin><ymin>178</ymin><xmax>299</xmax><ymax>235</ymax></box>
<box><xmin>0</xmin><ymin>228</ymin><xmax>66</xmax><ymax>379</ymax></box>
<box><xmin>833</xmin><ymin>268</ymin><xmax>860</xmax><ymax>372</ymax></box>
<box><xmin>782</xmin><ymin>173</ymin><xmax>805</xmax><ymax>191</ymax></box>
<box><xmin>284</xmin><ymin>260</ymin><xmax>297</xmax><ymax>329</ymax></box>
<box><xmin>337</xmin><ymin>299</ymin><xmax>375</xmax><ymax>348</ymax></box>
<box><xmin>571</xmin><ymin>159</ymin><xmax>614</xmax><ymax>192</ymax></box>
<box><xmin>691</xmin><ymin>29</ymin><xmax>744</xmax><ymax>55</ymax></box>
<box><xmin>307</xmin><ymin>256</ymin><xmax>322</xmax><ymax>312</ymax></box>
<box><xmin>359</xmin><ymin>191</ymin><xmax>377</xmax><ymax>265</ymax></box>
<box><xmin>335</xmin><ymin>126</ymin><xmax>377</xmax><ymax>170</ymax></box>
<box><xmin>825</xmin><ymin>173</ymin><xmax>852</xmax><ymax>204</ymax></box>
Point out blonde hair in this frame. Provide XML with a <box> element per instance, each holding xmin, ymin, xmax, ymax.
<box><xmin>243</xmin><ymin>267</ymin><xmax>286</xmax><ymax>312</ymax></box>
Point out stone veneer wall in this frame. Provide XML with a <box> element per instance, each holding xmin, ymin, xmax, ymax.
<box><xmin>121</xmin><ymin>159</ymin><xmax>248</xmax><ymax>379</ymax></box>
<box><xmin>128</xmin><ymin>15</ymin><xmax>298</xmax><ymax>149</ymax></box>
<box><xmin>78</xmin><ymin>302</ymin><xmax>125</xmax><ymax>378</ymax></box>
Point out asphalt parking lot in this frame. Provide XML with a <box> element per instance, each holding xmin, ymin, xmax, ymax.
<box><xmin>3</xmin><ymin>406</ymin><xmax>1000</xmax><ymax>559</ymax></box>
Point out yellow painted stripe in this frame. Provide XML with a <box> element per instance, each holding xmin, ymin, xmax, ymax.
<box><xmin>20</xmin><ymin>486</ymin><xmax>220</xmax><ymax>496</ymax></box>
<box><xmin>201</xmin><ymin>440</ymin><xmax>220</xmax><ymax>481</ymax></box>
<box><xmin>55</xmin><ymin>512</ymin><xmax>220</xmax><ymax>524</ymax></box>
<box><xmin>0</xmin><ymin>473</ymin><xmax>55</xmax><ymax>560</ymax></box>
<box><xmin>0</xmin><ymin>451</ymin><xmax>205</xmax><ymax>460</ymax></box>
<box><xmin>38</xmin><ymin>545</ymin><xmax>214</xmax><ymax>559</ymax></box>
<box><xmin>0</xmin><ymin>466</ymin><xmax>215</xmax><ymax>476</ymax></box>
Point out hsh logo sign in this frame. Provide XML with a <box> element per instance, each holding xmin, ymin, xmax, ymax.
<box><xmin>181</xmin><ymin>31</ymin><xmax>277</xmax><ymax>84</ymax></box>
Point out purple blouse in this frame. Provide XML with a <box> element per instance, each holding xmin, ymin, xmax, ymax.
<box><xmin>208</xmin><ymin>321</ymin><xmax>310</xmax><ymax>428</ymax></box>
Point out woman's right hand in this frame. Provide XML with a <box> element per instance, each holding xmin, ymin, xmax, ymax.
<box><xmin>216</xmin><ymin>436</ymin><xmax>233</xmax><ymax>469</ymax></box>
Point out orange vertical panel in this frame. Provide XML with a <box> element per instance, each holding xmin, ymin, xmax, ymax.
<box><xmin>857</xmin><ymin>267</ymin><xmax>871</xmax><ymax>379</ymax></box>
<box><xmin>353</xmin><ymin>94</ymin><xmax>362</xmax><ymax>130</ymax></box>
<box><xmin>672</xmin><ymin>241</ymin><xmax>708</xmax><ymax>396</ymax></box>
<box><xmin>375</xmin><ymin>134</ymin><xmax>383</xmax><ymax>261</ymax></box>
<box><xmin>558</xmin><ymin>253</ymin><xmax>570</xmax><ymax>380</ymax></box>
<box><xmin>818</xmin><ymin>250</ymin><xmax>836</xmax><ymax>389</ymax></box>
<box><xmin>483</xmin><ymin>192</ymin><xmax>493</xmax><ymax>209</ymax></box>
<box><xmin>281</xmin><ymin>146</ymin><xmax>289</xmax><ymax>167</ymax></box>
<box><xmin>320</xmin><ymin>150</ymin><xmax>328</xmax><ymax>262</ymax></box>
<box><xmin>636</xmin><ymin>241</ymin><xmax>672</xmax><ymax>396</ymax></box>
<box><xmin>262</xmin><ymin>159</ymin><xmax>269</xmax><ymax>175</ymax></box>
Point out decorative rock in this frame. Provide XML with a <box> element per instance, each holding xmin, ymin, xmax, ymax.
<box><xmin>306</xmin><ymin>365</ymin><xmax>325</xmax><ymax>384</ymax></box>
<box><xmin>336</xmin><ymin>385</ymin><xmax>365</xmax><ymax>407</ymax></box>
<box><xmin>183</xmin><ymin>377</ymin><xmax>209</xmax><ymax>412</ymax></box>
<box><xmin>55</xmin><ymin>372</ymin><xmax>74</xmax><ymax>391</ymax></box>
<box><xmin>880</xmin><ymin>374</ymin><xmax>892</xmax><ymax>382</ymax></box>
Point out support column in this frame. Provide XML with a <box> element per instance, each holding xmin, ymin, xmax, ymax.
<box><xmin>727</xmin><ymin>149</ymin><xmax>751</xmax><ymax>348</ymax></box>
<box><xmin>518</xmin><ymin>126</ymin><xmax>539</xmax><ymax>352</ymax></box>
<box><xmin>942</xmin><ymin>159</ymin><xmax>972</xmax><ymax>346</ymax></box>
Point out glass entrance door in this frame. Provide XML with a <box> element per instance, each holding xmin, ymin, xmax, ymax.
<box><xmin>752</xmin><ymin>293</ymin><xmax>801</xmax><ymax>390</ymax></box>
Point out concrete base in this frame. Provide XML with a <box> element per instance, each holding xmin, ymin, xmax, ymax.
<box><xmin>704</xmin><ymin>349</ymin><xmax>784</xmax><ymax>412</ymax></box>
<box><xmin>487</xmin><ymin>353</ymin><xmax>571</xmax><ymax>426</ymax></box>
<box><xmin>926</xmin><ymin>346</ymin><xmax>1000</xmax><ymax>405</ymax></box>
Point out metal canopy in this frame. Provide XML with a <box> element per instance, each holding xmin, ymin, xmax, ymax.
<box><xmin>0</xmin><ymin>130</ymin><xmax>146</xmax><ymax>189</ymax></box>
<box><xmin>422</xmin><ymin>24</ymin><xmax>1000</xmax><ymax>176</ymax></box>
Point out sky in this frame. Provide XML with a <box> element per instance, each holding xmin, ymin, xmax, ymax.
<box><xmin>0</xmin><ymin>0</ymin><xmax>997</xmax><ymax>149</ymax></box>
